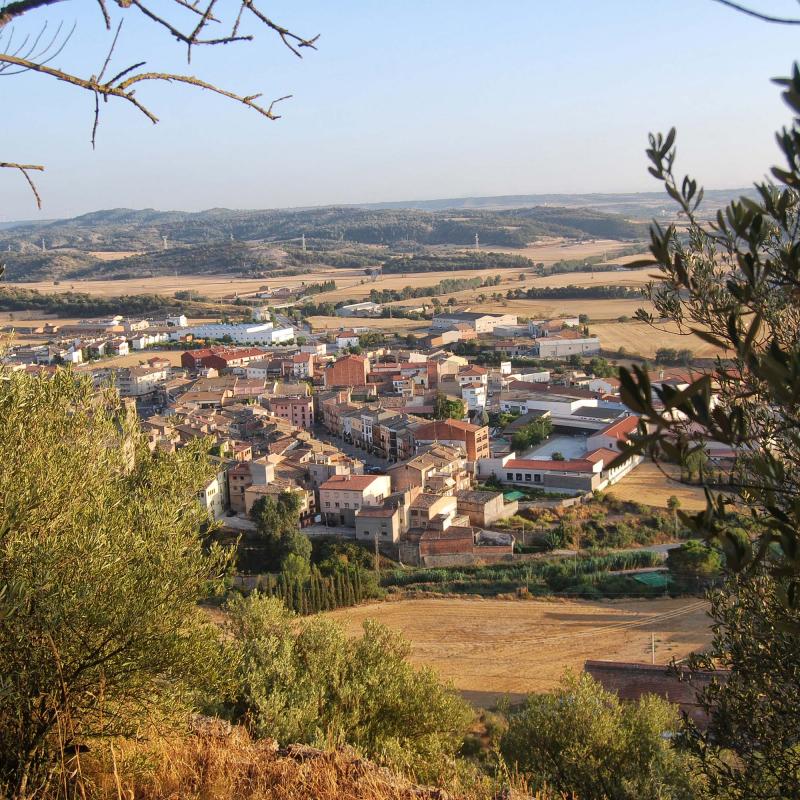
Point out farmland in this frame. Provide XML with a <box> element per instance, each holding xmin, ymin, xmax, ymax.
<box><xmin>605</xmin><ymin>461</ymin><xmax>708</xmax><ymax>511</ymax></box>
<box><xmin>588</xmin><ymin>320</ymin><xmax>726</xmax><ymax>359</ymax></box>
<box><xmin>326</xmin><ymin>596</ymin><xmax>711</xmax><ymax>703</ymax></box>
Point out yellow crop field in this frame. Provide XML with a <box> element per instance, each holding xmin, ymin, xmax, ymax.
<box><xmin>326</xmin><ymin>597</ymin><xmax>710</xmax><ymax>703</ymax></box>
<box><xmin>607</xmin><ymin>462</ymin><xmax>708</xmax><ymax>511</ymax></box>
<box><xmin>588</xmin><ymin>321</ymin><xmax>726</xmax><ymax>359</ymax></box>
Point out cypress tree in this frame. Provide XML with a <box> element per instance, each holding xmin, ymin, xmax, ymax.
<box><xmin>335</xmin><ymin>572</ymin><xmax>345</xmax><ymax>607</ymax></box>
<box><xmin>354</xmin><ymin>568</ymin><xmax>363</xmax><ymax>603</ymax></box>
<box><xmin>345</xmin><ymin>573</ymin><xmax>356</xmax><ymax>606</ymax></box>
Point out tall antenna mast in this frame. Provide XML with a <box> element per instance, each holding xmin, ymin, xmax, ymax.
<box><xmin>301</xmin><ymin>233</ymin><xmax>306</xmax><ymax>252</ymax></box>
<box><xmin>41</xmin><ymin>237</ymin><xmax>46</xmax><ymax>252</ymax></box>
<box><xmin>162</xmin><ymin>235</ymin><xmax>168</xmax><ymax>250</ymax></box>
<box><xmin>474</xmin><ymin>233</ymin><xmax>479</xmax><ymax>251</ymax></box>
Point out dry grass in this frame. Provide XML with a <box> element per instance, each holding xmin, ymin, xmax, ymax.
<box><xmin>606</xmin><ymin>462</ymin><xmax>708</xmax><ymax>511</ymax></box>
<box><xmin>77</xmin><ymin>722</ymin><xmax>479</xmax><ymax>800</ymax></box>
<box><xmin>326</xmin><ymin>597</ymin><xmax>710</xmax><ymax>706</ymax></box>
<box><xmin>90</xmin><ymin>349</ymin><xmax>186</xmax><ymax>368</ymax></box>
<box><xmin>588</xmin><ymin>320</ymin><xmax>725</xmax><ymax>359</ymax></box>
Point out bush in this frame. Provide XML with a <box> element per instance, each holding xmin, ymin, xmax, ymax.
<box><xmin>225</xmin><ymin>595</ymin><xmax>472</xmax><ymax>784</ymax></box>
<box><xmin>500</xmin><ymin>672</ymin><xmax>701</xmax><ymax>799</ymax></box>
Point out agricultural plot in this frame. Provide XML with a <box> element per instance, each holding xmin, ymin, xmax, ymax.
<box><xmin>327</xmin><ymin>597</ymin><xmax>711</xmax><ymax>703</ymax></box>
<box><xmin>588</xmin><ymin>320</ymin><xmax>726</xmax><ymax>359</ymax></box>
<box><xmin>606</xmin><ymin>461</ymin><xmax>708</xmax><ymax>511</ymax></box>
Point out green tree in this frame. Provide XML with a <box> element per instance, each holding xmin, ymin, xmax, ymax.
<box><xmin>666</xmin><ymin>494</ymin><xmax>681</xmax><ymax>537</ymax></box>
<box><xmin>433</xmin><ymin>391</ymin><xmax>465</xmax><ymax>421</ymax></box>
<box><xmin>500</xmin><ymin>672</ymin><xmax>700</xmax><ymax>800</ymax></box>
<box><xmin>666</xmin><ymin>540</ymin><xmax>722</xmax><ymax>579</ymax></box>
<box><xmin>226</xmin><ymin>595</ymin><xmax>472</xmax><ymax>784</ymax></box>
<box><xmin>0</xmin><ymin>370</ymin><xmax>229</xmax><ymax>797</ymax></box>
<box><xmin>250</xmin><ymin>492</ymin><xmax>310</xmax><ymax>576</ymax></box>
<box><xmin>680</xmin><ymin>570</ymin><xmax>800</xmax><ymax>800</ymax></box>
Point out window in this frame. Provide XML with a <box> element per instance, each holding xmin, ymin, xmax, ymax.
<box><xmin>344</xmin><ymin>502</ymin><xmax>349</xmax><ymax>509</ymax></box>
<box><xmin>335</xmin><ymin>502</ymin><xmax>340</xmax><ymax>508</ymax></box>
<box><xmin>515</xmin><ymin>473</ymin><xmax>522</xmax><ymax>481</ymax></box>
<box><xmin>534</xmin><ymin>474</ymin><xmax>541</xmax><ymax>483</ymax></box>
<box><xmin>506</xmin><ymin>473</ymin><xmax>513</xmax><ymax>480</ymax></box>
<box><xmin>524</xmin><ymin>474</ymin><xmax>531</xmax><ymax>482</ymax></box>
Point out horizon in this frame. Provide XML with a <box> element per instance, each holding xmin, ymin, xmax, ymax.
<box><xmin>2</xmin><ymin>0</ymin><xmax>799</xmax><ymax>221</ymax></box>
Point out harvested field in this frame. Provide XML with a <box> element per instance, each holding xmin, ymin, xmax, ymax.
<box><xmin>306</xmin><ymin>316</ymin><xmax>428</xmax><ymax>333</ymax></box>
<box><xmin>607</xmin><ymin>462</ymin><xmax>708</xmax><ymax>511</ymax></box>
<box><xmin>326</xmin><ymin>596</ymin><xmax>711</xmax><ymax>704</ymax></box>
<box><xmin>589</xmin><ymin>320</ymin><xmax>726</xmax><ymax>359</ymax></box>
<box><xmin>481</xmin><ymin>238</ymin><xmax>647</xmax><ymax>265</ymax></box>
<box><xmin>88</xmin><ymin>250</ymin><xmax>141</xmax><ymax>260</ymax></box>
<box><xmin>87</xmin><ymin>349</ymin><xmax>186</xmax><ymax>368</ymax></box>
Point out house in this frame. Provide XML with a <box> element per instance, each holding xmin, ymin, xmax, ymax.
<box><xmin>324</xmin><ymin>355</ymin><xmax>370</xmax><ymax>388</ymax></box>
<box><xmin>115</xmin><ymin>365</ymin><xmax>169</xmax><ymax>398</ymax></box>
<box><xmin>319</xmin><ymin>473</ymin><xmax>392</xmax><ymax>526</ymax></box>
<box><xmin>461</xmin><ymin>382</ymin><xmax>487</xmax><ymax>412</ymax></box>
<box><xmin>227</xmin><ymin>457</ymin><xmax>275</xmax><ymax>514</ymax></box>
<box><xmin>408</xmin><ymin>492</ymin><xmax>461</xmax><ymax>530</ymax></box>
<box><xmin>335</xmin><ymin>330</ymin><xmax>361</xmax><ymax>349</ymax></box>
<box><xmin>181</xmin><ymin>347</ymin><xmax>268</xmax><ymax>372</ymax></box>
<box><xmin>412</xmin><ymin>418</ymin><xmax>490</xmax><ymax>462</ymax></box>
<box><xmin>197</xmin><ymin>467</ymin><xmax>228</xmax><ymax>521</ymax></box>
<box><xmin>244</xmin><ymin>483</ymin><xmax>315</xmax><ymax>523</ymax></box>
<box><xmin>386</xmin><ymin>443</ymin><xmax>470</xmax><ymax>495</ymax></box>
<box><xmin>457</xmin><ymin>365</ymin><xmax>488</xmax><ymax>387</ymax></box>
<box><xmin>456</xmin><ymin>490</ymin><xmax>518</xmax><ymax>527</ymax></box>
<box><xmin>289</xmin><ymin>352</ymin><xmax>314</xmax><ymax>379</ymax></box>
<box><xmin>355</xmin><ymin>505</ymin><xmax>404</xmax><ymax>544</ymax></box>
<box><xmin>431</xmin><ymin>311</ymin><xmax>518</xmax><ymax>334</ymax></box>
<box><xmin>267</xmin><ymin>395</ymin><xmax>315</xmax><ymax>429</ymax></box>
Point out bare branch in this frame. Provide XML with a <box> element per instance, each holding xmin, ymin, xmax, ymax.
<box><xmin>0</xmin><ymin>0</ymin><xmax>66</xmax><ymax>29</ymax></box>
<box><xmin>712</xmin><ymin>0</ymin><xmax>800</xmax><ymax>24</ymax></box>
<box><xmin>243</xmin><ymin>1</ymin><xmax>320</xmax><ymax>58</ymax></box>
<box><xmin>0</xmin><ymin>161</ymin><xmax>44</xmax><ymax>208</ymax></box>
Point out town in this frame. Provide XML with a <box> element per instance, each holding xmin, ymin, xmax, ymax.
<box><xmin>3</xmin><ymin>300</ymin><xmax>711</xmax><ymax>569</ymax></box>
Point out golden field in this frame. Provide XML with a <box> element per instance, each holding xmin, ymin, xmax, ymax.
<box><xmin>588</xmin><ymin>320</ymin><xmax>726</xmax><ymax>359</ymax></box>
<box><xmin>306</xmin><ymin>315</ymin><xmax>427</xmax><ymax>332</ymax></box>
<box><xmin>607</xmin><ymin>462</ymin><xmax>708</xmax><ymax>511</ymax></box>
<box><xmin>327</xmin><ymin>596</ymin><xmax>711</xmax><ymax>704</ymax></box>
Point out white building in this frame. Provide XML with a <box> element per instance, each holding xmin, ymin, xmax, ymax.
<box><xmin>431</xmin><ymin>311</ymin><xmax>518</xmax><ymax>334</ymax></box>
<box><xmin>335</xmin><ymin>330</ymin><xmax>360</xmax><ymax>349</ymax></box>
<box><xmin>179</xmin><ymin>322</ymin><xmax>294</xmax><ymax>345</ymax></box>
<box><xmin>461</xmin><ymin>383</ymin><xmax>487</xmax><ymax>412</ymax></box>
<box><xmin>535</xmin><ymin>336</ymin><xmax>601</xmax><ymax>358</ymax></box>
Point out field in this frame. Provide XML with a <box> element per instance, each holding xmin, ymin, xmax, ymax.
<box><xmin>326</xmin><ymin>596</ymin><xmax>711</xmax><ymax>703</ymax></box>
<box><xmin>589</xmin><ymin>320</ymin><xmax>726</xmax><ymax>359</ymax></box>
<box><xmin>306</xmin><ymin>315</ymin><xmax>427</xmax><ymax>333</ymax></box>
<box><xmin>608</xmin><ymin>462</ymin><xmax>708</xmax><ymax>511</ymax></box>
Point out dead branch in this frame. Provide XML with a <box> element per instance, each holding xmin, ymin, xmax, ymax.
<box><xmin>0</xmin><ymin>0</ymin><xmax>320</xmax><ymax>207</ymax></box>
<box><xmin>712</xmin><ymin>0</ymin><xmax>800</xmax><ymax>24</ymax></box>
<box><xmin>0</xmin><ymin>162</ymin><xmax>44</xmax><ymax>208</ymax></box>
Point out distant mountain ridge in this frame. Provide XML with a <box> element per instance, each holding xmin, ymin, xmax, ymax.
<box><xmin>0</xmin><ymin>203</ymin><xmax>651</xmax><ymax>281</ymax></box>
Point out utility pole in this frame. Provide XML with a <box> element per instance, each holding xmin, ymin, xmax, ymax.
<box><xmin>474</xmin><ymin>232</ymin><xmax>479</xmax><ymax>251</ymax></box>
<box><xmin>373</xmin><ymin>532</ymin><xmax>380</xmax><ymax>575</ymax></box>
<box><xmin>651</xmin><ymin>633</ymin><xmax>656</xmax><ymax>665</ymax></box>
<box><xmin>302</xmin><ymin>233</ymin><xmax>306</xmax><ymax>252</ymax></box>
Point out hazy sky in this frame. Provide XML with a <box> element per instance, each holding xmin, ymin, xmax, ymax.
<box><xmin>2</xmin><ymin>0</ymin><xmax>799</xmax><ymax>220</ymax></box>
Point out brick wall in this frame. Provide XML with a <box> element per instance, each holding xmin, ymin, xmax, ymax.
<box><xmin>584</xmin><ymin>660</ymin><xmax>726</xmax><ymax>727</ymax></box>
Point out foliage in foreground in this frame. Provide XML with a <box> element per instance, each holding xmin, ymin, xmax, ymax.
<box><xmin>225</xmin><ymin>594</ymin><xmax>474</xmax><ymax>785</ymax></box>
<box><xmin>0</xmin><ymin>370</ymin><xmax>230</xmax><ymax>799</ymax></box>
<box><xmin>500</xmin><ymin>672</ymin><xmax>701</xmax><ymax>800</ymax></box>
<box><xmin>680</xmin><ymin>571</ymin><xmax>800</xmax><ymax>800</ymax></box>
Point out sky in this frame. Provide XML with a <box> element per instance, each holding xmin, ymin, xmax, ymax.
<box><xmin>1</xmin><ymin>0</ymin><xmax>799</xmax><ymax>220</ymax></box>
